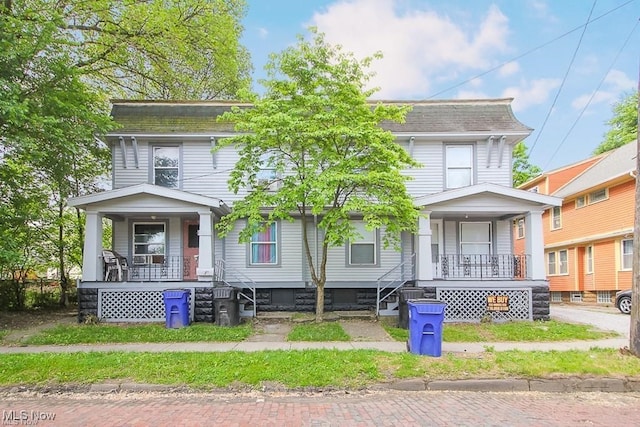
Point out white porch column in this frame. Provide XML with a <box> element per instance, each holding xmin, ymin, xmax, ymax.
<box><xmin>196</xmin><ymin>210</ymin><xmax>214</xmax><ymax>281</ymax></box>
<box><xmin>82</xmin><ymin>211</ymin><xmax>103</xmax><ymax>282</ymax></box>
<box><xmin>416</xmin><ymin>213</ymin><xmax>433</xmax><ymax>281</ymax></box>
<box><xmin>525</xmin><ymin>210</ymin><xmax>546</xmax><ymax>280</ymax></box>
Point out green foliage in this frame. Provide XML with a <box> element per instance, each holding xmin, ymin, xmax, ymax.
<box><xmin>594</xmin><ymin>92</ymin><xmax>638</xmax><ymax>155</ymax></box>
<box><xmin>287</xmin><ymin>322</ymin><xmax>350</xmax><ymax>341</ymax></box>
<box><xmin>216</xmin><ymin>29</ymin><xmax>420</xmax><ymax>319</ymax></box>
<box><xmin>1</xmin><ymin>348</ymin><xmax>639</xmax><ymax>388</ymax></box>
<box><xmin>512</xmin><ymin>141</ymin><xmax>542</xmax><ymax>186</ymax></box>
<box><xmin>381</xmin><ymin>320</ymin><xmax>617</xmax><ymax>342</ymax></box>
<box><xmin>23</xmin><ymin>323</ymin><xmax>253</xmax><ymax>345</ymax></box>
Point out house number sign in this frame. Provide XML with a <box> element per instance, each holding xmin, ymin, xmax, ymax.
<box><xmin>487</xmin><ymin>295</ymin><xmax>509</xmax><ymax>312</ymax></box>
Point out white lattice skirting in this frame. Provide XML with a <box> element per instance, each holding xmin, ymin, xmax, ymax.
<box><xmin>437</xmin><ymin>288</ymin><xmax>532</xmax><ymax>322</ymax></box>
<box><xmin>98</xmin><ymin>288</ymin><xmax>195</xmax><ymax>322</ymax></box>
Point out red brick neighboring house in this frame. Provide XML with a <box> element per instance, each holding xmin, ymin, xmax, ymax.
<box><xmin>516</xmin><ymin>142</ymin><xmax>635</xmax><ymax>304</ymax></box>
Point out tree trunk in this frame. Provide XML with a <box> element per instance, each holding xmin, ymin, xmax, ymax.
<box><xmin>315</xmin><ymin>281</ymin><xmax>325</xmax><ymax>322</ymax></box>
<box><xmin>630</xmin><ymin>76</ymin><xmax>640</xmax><ymax>355</ymax></box>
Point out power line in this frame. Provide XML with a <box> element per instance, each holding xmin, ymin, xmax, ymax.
<box><xmin>425</xmin><ymin>0</ymin><xmax>636</xmax><ymax>100</ymax></box>
<box><xmin>528</xmin><ymin>0</ymin><xmax>597</xmax><ymax>156</ymax></box>
<box><xmin>543</xmin><ymin>18</ymin><xmax>640</xmax><ymax>170</ymax></box>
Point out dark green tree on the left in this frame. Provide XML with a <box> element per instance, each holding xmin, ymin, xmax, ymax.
<box><xmin>0</xmin><ymin>1</ymin><xmax>251</xmax><ymax>307</ymax></box>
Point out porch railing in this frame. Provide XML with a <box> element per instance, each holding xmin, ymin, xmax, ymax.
<box><xmin>376</xmin><ymin>253</ymin><xmax>416</xmax><ymax>316</ymax></box>
<box><xmin>102</xmin><ymin>255</ymin><xmax>198</xmax><ymax>281</ymax></box>
<box><xmin>435</xmin><ymin>254</ymin><xmax>529</xmax><ymax>280</ymax></box>
<box><xmin>214</xmin><ymin>259</ymin><xmax>257</xmax><ymax>317</ymax></box>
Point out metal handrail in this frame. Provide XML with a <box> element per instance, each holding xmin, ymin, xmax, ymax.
<box><xmin>376</xmin><ymin>253</ymin><xmax>416</xmax><ymax>316</ymax></box>
<box><xmin>214</xmin><ymin>259</ymin><xmax>257</xmax><ymax>317</ymax></box>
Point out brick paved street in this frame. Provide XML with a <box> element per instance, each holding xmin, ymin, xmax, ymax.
<box><xmin>2</xmin><ymin>390</ymin><xmax>640</xmax><ymax>426</ymax></box>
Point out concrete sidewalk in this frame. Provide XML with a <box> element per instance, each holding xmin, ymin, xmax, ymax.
<box><xmin>0</xmin><ymin>337</ymin><xmax>629</xmax><ymax>354</ymax></box>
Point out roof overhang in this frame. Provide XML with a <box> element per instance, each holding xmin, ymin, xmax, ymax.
<box><xmin>414</xmin><ymin>182</ymin><xmax>562</xmax><ymax>217</ymax></box>
<box><xmin>68</xmin><ymin>184</ymin><xmax>230</xmax><ymax>216</ymax></box>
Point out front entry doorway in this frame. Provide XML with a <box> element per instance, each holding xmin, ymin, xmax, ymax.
<box><xmin>183</xmin><ymin>220</ymin><xmax>199</xmax><ymax>280</ymax></box>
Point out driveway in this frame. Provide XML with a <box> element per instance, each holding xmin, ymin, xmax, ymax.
<box><xmin>550</xmin><ymin>304</ymin><xmax>630</xmax><ymax>338</ymax></box>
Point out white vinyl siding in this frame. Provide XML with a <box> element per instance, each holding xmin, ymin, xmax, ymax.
<box><xmin>403</xmin><ymin>142</ymin><xmax>443</xmax><ymax>195</ymax></box>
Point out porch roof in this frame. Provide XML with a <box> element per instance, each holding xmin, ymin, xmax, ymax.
<box><xmin>68</xmin><ymin>184</ymin><xmax>230</xmax><ymax>215</ymax></box>
<box><xmin>414</xmin><ymin>182</ymin><xmax>562</xmax><ymax>216</ymax></box>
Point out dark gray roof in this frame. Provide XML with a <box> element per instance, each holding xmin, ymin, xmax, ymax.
<box><xmin>109</xmin><ymin>98</ymin><xmax>531</xmax><ymax>135</ymax></box>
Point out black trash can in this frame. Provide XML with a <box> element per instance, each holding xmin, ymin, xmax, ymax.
<box><xmin>213</xmin><ymin>286</ymin><xmax>240</xmax><ymax>326</ymax></box>
<box><xmin>163</xmin><ymin>289</ymin><xmax>190</xmax><ymax>328</ymax></box>
<box><xmin>398</xmin><ymin>287</ymin><xmax>426</xmax><ymax>329</ymax></box>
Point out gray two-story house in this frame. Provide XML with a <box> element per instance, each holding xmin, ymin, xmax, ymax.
<box><xmin>69</xmin><ymin>99</ymin><xmax>561</xmax><ymax>323</ymax></box>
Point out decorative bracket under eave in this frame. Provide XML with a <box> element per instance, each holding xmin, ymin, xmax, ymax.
<box><xmin>118</xmin><ymin>136</ymin><xmax>127</xmax><ymax>169</ymax></box>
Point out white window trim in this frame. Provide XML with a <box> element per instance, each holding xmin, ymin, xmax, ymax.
<box><xmin>255</xmin><ymin>152</ymin><xmax>280</xmax><ymax>192</ymax></box>
<box><xmin>551</xmin><ymin>206</ymin><xmax>562</xmax><ymax>230</ymax></box>
<box><xmin>570</xmin><ymin>292</ymin><xmax>582</xmax><ymax>303</ymax></box>
<box><xmin>585</xmin><ymin>246</ymin><xmax>593</xmax><ymax>274</ymax></box>
<box><xmin>445</xmin><ymin>144</ymin><xmax>474</xmax><ymax>189</ymax></box>
<box><xmin>621</xmin><ymin>239</ymin><xmax>633</xmax><ymax>271</ymax></box>
<box><xmin>516</xmin><ymin>219</ymin><xmax>525</xmax><ymax>239</ymax></box>
<box><xmin>132</xmin><ymin>222</ymin><xmax>166</xmax><ymax>265</ymax></box>
<box><xmin>575</xmin><ymin>196</ymin><xmax>585</xmax><ymax>208</ymax></box>
<box><xmin>588</xmin><ymin>188</ymin><xmax>608</xmax><ymax>205</ymax></box>
<box><xmin>248</xmin><ymin>222</ymin><xmax>279</xmax><ymax>266</ymax></box>
<box><xmin>348</xmin><ymin>229</ymin><xmax>378</xmax><ymax>266</ymax></box>
<box><xmin>547</xmin><ymin>250</ymin><xmax>568</xmax><ymax>276</ymax></box>
<box><xmin>550</xmin><ymin>292</ymin><xmax>562</xmax><ymax>303</ymax></box>
<box><xmin>152</xmin><ymin>145</ymin><xmax>181</xmax><ymax>189</ymax></box>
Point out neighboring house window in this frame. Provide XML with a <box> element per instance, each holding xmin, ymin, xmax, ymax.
<box><xmin>597</xmin><ymin>291</ymin><xmax>611</xmax><ymax>304</ymax></box>
<box><xmin>550</xmin><ymin>292</ymin><xmax>562</xmax><ymax>303</ymax></box>
<box><xmin>446</xmin><ymin>144</ymin><xmax>473</xmax><ymax>188</ymax></box>
<box><xmin>460</xmin><ymin>222</ymin><xmax>491</xmax><ymax>255</ymax></box>
<box><xmin>588</xmin><ymin>188</ymin><xmax>608</xmax><ymax>204</ymax></box>
<box><xmin>585</xmin><ymin>246</ymin><xmax>593</xmax><ymax>274</ymax></box>
<box><xmin>153</xmin><ymin>146</ymin><xmax>179</xmax><ymax>188</ymax></box>
<box><xmin>349</xmin><ymin>222</ymin><xmax>377</xmax><ymax>265</ymax></box>
<box><xmin>133</xmin><ymin>223</ymin><xmax>165</xmax><ymax>265</ymax></box>
<box><xmin>575</xmin><ymin>196</ymin><xmax>585</xmax><ymax>208</ymax></box>
<box><xmin>250</xmin><ymin>222</ymin><xmax>278</xmax><ymax>265</ymax></box>
<box><xmin>622</xmin><ymin>239</ymin><xmax>633</xmax><ymax>270</ymax></box>
<box><xmin>570</xmin><ymin>292</ymin><xmax>582</xmax><ymax>303</ymax></box>
<box><xmin>547</xmin><ymin>250</ymin><xmax>568</xmax><ymax>275</ymax></box>
<box><xmin>551</xmin><ymin>206</ymin><xmax>562</xmax><ymax>230</ymax></box>
<box><xmin>516</xmin><ymin>219</ymin><xmax>525</xmax><ymax>239</ymax></box>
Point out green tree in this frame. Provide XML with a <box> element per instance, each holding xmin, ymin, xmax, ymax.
<box><xmin>594</xmin><ymin>92</ymin><xmax>638</xmax><ymax>154</ymax></box>
<box><xmin>216</xmin><ymin>30</ymin><xmax>420</xmax><ymax>321</ymax></box>
<box><xmin>512</xmin><ymin>141</ymin><xmax>542</xmax><ymax>186</ymax></box>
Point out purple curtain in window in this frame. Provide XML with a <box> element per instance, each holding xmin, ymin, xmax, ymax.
<box><xmin>252</xmin><ymin>224</ymin><xmax>276</xmax><ymax>264</ymax></box>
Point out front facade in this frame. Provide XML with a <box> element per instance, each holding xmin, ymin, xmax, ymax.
<box><xmin>70</xmin><ymin>99</ymin><xmax>561</xmax><ymax>323</ymax></box>
<box><xmin>517</xmin><ymin>143</ymin><xmax>635</xmax><ymax>304</ymax></box>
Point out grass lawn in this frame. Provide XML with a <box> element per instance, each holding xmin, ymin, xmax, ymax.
<box><xmin>381</xmin><ymin>319</ymin><xmax>619</xmax><ymax>343</ymax></box>
<box><xmin>1</xmin><ymin>348</ymin><xmax>639</xmax><ymax>389</ymax></box>
<box><xmin>287</xmin><ymin>322</ymin><xmax>350</xmax><ymax>341</ymax></box>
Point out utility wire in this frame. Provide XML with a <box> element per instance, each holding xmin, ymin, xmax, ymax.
<box><xmin>425</xmin><ymin>0</ymin><xmax>636</xmax><ymax>100</ymax></box>
<box><xmin>528</xmin><ymin>0</ymin><xmax>597</xmax><ymax>156</ymax></box>
<box><xmin>543</xmin><ymin>18</ymin><xmax>640</xmax><ymax>170</ymax></box>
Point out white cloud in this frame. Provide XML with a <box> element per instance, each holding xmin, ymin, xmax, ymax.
<box><xmin>258</xmin><ymin>27</ymin><xmax>269</xmax><ymax>39</ymax></box>
<box><xmin>309</xmin><ymin>0</ymin><xmax>512</xmax><ymax>98</ymax></box>
<box><xmin>499</xmin><ymin>62</ymin><xmax>520</xmax><ymax>77</ymax></box>
<box><xmin>502</xmin><ymin>78</ymin><xmax>561</xmax><ymax>111</ymax></box>
<box><xmin>571</xmin><ymin>69</ymin><xmax>636</xmax><ymax>110</ymax></box>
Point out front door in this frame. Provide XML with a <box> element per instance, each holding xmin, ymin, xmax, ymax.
<box><xmin>183</xmin><ymin>220</ymin><xmax>199</xmax><ymax>280</ymax></box>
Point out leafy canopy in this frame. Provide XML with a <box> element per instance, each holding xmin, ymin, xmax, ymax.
<box><xmin>512</xmin><ymin>141</ymin><xmax>542</xmax><ymax>187</ymax></box>
<box><xmin>594</xmin><ymin>91</ymin><xmax>638</xmax><ymax>155</ymax></box>
<box><xmin>216</xmin><ymin>29</ymin><xmax>420</xmax><ymax>317</ymax></box>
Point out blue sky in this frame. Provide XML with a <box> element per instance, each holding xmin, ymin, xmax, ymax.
<box><xmin>240</xmin><ymin>0</ymin><xmax>639</xmax><ymax>171</ymax></box>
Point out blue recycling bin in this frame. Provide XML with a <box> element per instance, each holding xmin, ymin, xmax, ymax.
<box><xmin>407</xmin><ymin>299</ymin><xmax>446</xmax><ymax>357</ymax></box>
<box><xmin>163</xmin><ymin>289</ymin><xmax>190</xmax><ymax>328</ymax></box>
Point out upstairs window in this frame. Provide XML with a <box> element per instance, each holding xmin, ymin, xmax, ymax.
<box><xmin>349</xmin><ymin>222</ymin><xmax>377</xmax><ymax>265</ymax></box>
<box><xmin>588</xmin><ymin>188</ymin><xmax>608</xmax><ymax>204</ymax></box>
<box><xmin>551</xmin><ymin>206</ymin><xmax>562</xmax><ymax>230</ymax></box>
<box><xmin>153</xmin><ymin>146</ymin><xmax>180</xmax><ymax>188</ymax></box>
<box><xmin>255</xmin><ymin>152</ymin><xmax>278</xmax><ymax>191</ymax></box>
<box><xmin>575</xmin><ymin>196</ymin><xmax>586</xmax><ymax>208</ymax></box>
<box><xmin>250</xmin><ymin>222</ymin><xmax>278</xmax><ymax>265</ymax></box>
<box><xmin>133</xmin><ymin>223</ymin><xmax>165</xmax><ymax>265</ymax></box>
<box><xmin>446</xmin><ymin>145</ymin><xmax>473</xmax><ymax>188</ymax></box>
